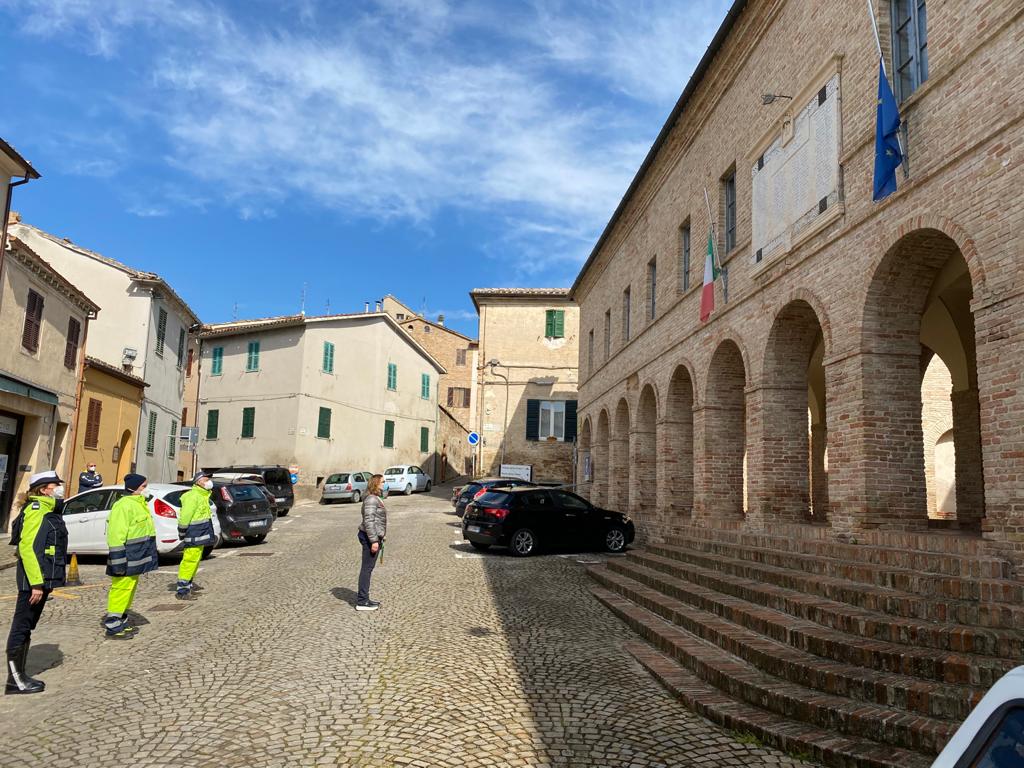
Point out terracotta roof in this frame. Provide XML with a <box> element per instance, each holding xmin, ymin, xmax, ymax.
<box><xmin>84</xmin><ymin>356</ymin><xmax>148</xmax><ymax>388</ymax></box>
<box><xmin>0</xmin><ymin>137</ymin><xmax>40</xmax><ymax>178</ymax></box>
<box><xmin>469</xmin><ymin>287</ymin><xmax>572</xmax><ymax>312</ymax></box>
<box><xmin>383</xmin><ymin>294</ymin><xmax>477</xmax><ymax>342</ymax></box>
<box><xmin>6</xmin><ymin>236</ymin><xmax>100</xmax><ymax>314</ymax></box>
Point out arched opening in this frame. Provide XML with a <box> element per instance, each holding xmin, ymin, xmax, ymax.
<box><xmin>666</xmin><ymin>365</ymin><xmax>694</xmax><ymax>518</ymax></box>
<box><xmin>609</xmin><ymin>399</ymin><xmax>631</xmax><ymax>512</ymax></box>
<box><xmin>578</xmin><ymin>418</ymin><xmax>593</xmax><ymax>499</ymax></box>
<box><xmin>634</xmin><ymin>386</ymin><xmax>658</xmax><ymax>519</ymax></box>
<box><xmin>861</xmin><ymin>229</ymin><xmax>983</xmax><ymax>529</ymax></box>
<box><xmin>762</xmin><ymin>301</ymin><xmax>828</xmax><ymax>523</ymax></box>
<box><xmin>116</xmin><ymin>430</ymin><xmax>133</xmax><ymax>478</ymax></box>
<box><xmin>705</xmin><ymin>340</ymin><xmax>746</xmax><ymax>520</ymax></box>
<box><xmin>594</xmin><ymin>410</ymin><xmax>610</xmax><ymax>507</ymax></box>
<box><xmin>921</xmin><ymin>353</ymin><xmax>956</xmax><ymax>520</ymax></box>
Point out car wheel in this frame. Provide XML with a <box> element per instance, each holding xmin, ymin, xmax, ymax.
<box><xmin>352</xmin><ymin>490</ymin><xmax>361</xmax><ymax>503</ymax></box>
<box><xmin>404</xmin><ymin>483</ymin><xmax>413</xmax><ymax>496</ymax></box>
<box><xmin>510</xmin><ymin>528</ymin><xmax>538</xmax><ymax>557</ymax></box>
<box><xmin>277</xmin><ymin>509</ymin><xmax>289</xmax><ymax>517</ymax></box>
<box><xmin>320</xmin><ymin>497</ymin><xmax>330</xmax><ymax>505</ymax></box>
<box><xmin>604</xmin><ymin>526</ymin><xmax>628</xmax><ymax>553</ymax></box>
<box><xmin>244</xmin><ymin>534</ymin><xmax>267</xmax><ymax>544</ymax></box>
<box><xmin>469</xmin><ymin>541</ymin><xmax>490</xmax><ymax>551</ymax></box>
<box><xmin>425</xmin><ymin>481</ymin><xmax>432</xmax><ymax>492</ymax></box>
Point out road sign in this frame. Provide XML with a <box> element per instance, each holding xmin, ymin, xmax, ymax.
<box><xmin>467</xmin><ymin>432</ymin><xmax>480</xmax><ymax>446</ymax></box>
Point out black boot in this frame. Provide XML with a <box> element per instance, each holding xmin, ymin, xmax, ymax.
<box><xmin>5</xmin><ymin>646</ymin><xmax>44</xmax><ymax>695</ymax></box>
<box><xmin>20</xmin><ymin>643</ymin><xmax>45</xmax><ymax>688</ymax></box>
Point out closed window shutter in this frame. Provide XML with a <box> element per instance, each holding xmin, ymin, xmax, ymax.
<box><xmin>565</xmin><ymin>400</ymin><xmax>578</xmax><ymax>442</ymax></box>
<box><xmin>242</xmin><ymin>407</ymin><xmax>255</xmax><ymax>438</ymax></box>
<box><xmin>247</xmin><ymin>341</ymin><xmax>260</xmax><ymax>371</ymax></box>
<box><xmin>384</xmin><ymin>420</ymin><xmax>395</xmax><ymax>448</ymax></box>
<box><xmin>206</xmin><ymin>409</ymin><xmax>219</xmax><ymax>439</ymax></box>
<box><xmin>156</xmin><ymin>308</ymin><xmax>167</xmax><ymax>356</ymax></box>
<box><xmin>323</xmin><ymin>342</ymin><xmax>334</xmax><ymax>372</ymax></box>
<box><xmin>22</xmin><ymin>290</ymin><xmax>43</xmax><ymax>352</ymax></box>
<box><xmin>85</xmin><ymin>398</ymin><xmax>102</xmax><ymax>448</ymax></box>
<box><xmin>462</xmin><ymin>388</ymin><xmax>471</xmax><ymax>407</ymax></box>
<box><xmin>146</xmin><ymin>412</ymin><xmax>157</xmax><ymax>455</ymax></box>
<box><xmin>525</xmin><ymin>399</ymin><xmax>540</xmax><ymax>441</ymax></box>
<box><xmin>212</xmin><ymin>347</ymin><xmax>223</xmax><ymax>375</ymax></box>
<box><xmin>421</xmin><ymin>373</ymin><xmax>430</xmax><ymax>399</ymax></box>
<box><xmin>64</xmin><ymin>317</ymin><xmax>81</xmax><ymax>369</ymax></box>
<box><xmin>554</xmin><ymin>310</ymin><xmax>565</xmax><ymax>338</ymax></box>
<box><xmin>177</xmin><ymin>328</ymin><xmax>186</xmax><ymax>368</ymax></box>
<box><xmin>169</xmin><ymin>419</ymin><xmax>177</xmax><ymax>458</ymax></box>
<box><xmin>186</xmin><ymin>348</ymin><xmax>195</xmax><ymax>376</ymax></box>
<box><xmin>544</xmin><ymin>310</ymin><xmax>554</xmax><ymax>338</ymax></box>
<box><xmin>387</xmin><ymin>363</ymin><xmax>397</xmax><ymax>390</ymax></box>
<box><xmin>420</xmin><ymin>427</ymin><xmax>429</xmax><ymax>453</ymax></box>
<box><xmin>318</xmin><ymin>407</ymin><xmax>331</xmax><ymax>438</ymax></box>
<box><xmin>447</xmin><ymin>388</ymin><xmax>454</xmax><ymax>407</ymax></box>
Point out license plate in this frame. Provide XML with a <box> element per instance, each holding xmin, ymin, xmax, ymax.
<box><xmin>467</xmin><ymin>525</ymin><xmax>481</xmax><ymax>533</ymax></box>
<box><xmin>276</xmin><ymin>497</ymin><xmax>286</xmax><ymax>502</ymax></box>
<box><xmin>250</xmin><ymin>520</ymin><xmax>267</xmax><ymax>528</ymax></box>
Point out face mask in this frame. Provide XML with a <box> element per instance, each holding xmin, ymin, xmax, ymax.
<box><xmin>200</xmin><ymin>480</ymin><xmax>214</xmax><ymax>490</ymax></box>
<box><xmin>134</xmin><ymin>486</ymin><xmax>147</xmax><ymax>496</ymax></box>
<box><xmin>87</xmin><ymin>467</ymin><xmax>96</xmax><ymax>473</ymax></box>
<box><xmin>53</xmin><ymin>485</ymin><xmax>65</xmax><ymax>499</ymax></box>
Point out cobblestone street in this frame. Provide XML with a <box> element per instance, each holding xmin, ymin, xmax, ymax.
<box><xmin>0</xmin><ymin>489</ymin><xmax>804</xmax><ymax>768</ymax></box>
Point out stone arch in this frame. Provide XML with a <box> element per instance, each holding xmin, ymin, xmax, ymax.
<box><xmin>578</xmin><ymin>416</ymin><xmax>593</xmax><ymax>498</ymax></box>
<box><xmin>860</xmin><ymin>227</ymin><xmax>984</xmax><ymax>529</ymax></box>
<box><xmin>874</xmin><ymin>214</ymin><xmax>987</xmax><ymax>293</ymax></box>
<box><xmin>665</xmin><ymin>364</ymin><xmax>695</xmax><ymax>518</ymax></box>
<box><xmin>701</xmin><ymin>329</ymin><xmax>751</xmax><ymax>403</ymax></box>
<box><xmin>633</xmin><ymin>384</ymin><xmax>658</xmax><ymax>519</ymax></box>
<box><xmin>609</xmin><ymin>398</ymin><xmax>631</xmax><ymax>511</ymax></box>
<box><xmin>761</xmin><ymin>299</ymin><xmax>829</xmax><ymax>523</ymax></box>
<box><xmin>593</xmin><ymin>409</ymin><xmax>610</xmax><ymax>506</ymax></box>
<box><xmin>704</xmin><ymin>340</ymin><xmax>747</xmax><ymax>520</ymax></box>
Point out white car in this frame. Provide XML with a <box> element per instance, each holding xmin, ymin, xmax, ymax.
<box><xmin>383</xmin><ymin>465</ymin><xmax>432</xmax><ymax>495</ymax></box>
<box><xmin>930</xmin><ymin>665</ymin><xmax>1024</xmax><ymax>767</ymax></box>
<box><xmin>62</xmin><ymin>483</ymin><xmax>221</xmax><ymax>557</ymax></box>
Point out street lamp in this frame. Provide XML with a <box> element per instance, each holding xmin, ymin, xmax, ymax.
<box><xmin>488</xmin><ymin>359</ymin><xmax>509</xmax><ymax>469</ymax></box>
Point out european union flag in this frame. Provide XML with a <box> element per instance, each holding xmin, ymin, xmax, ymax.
<box><xmin>873</xmin><ymin>58</ymin><xmax>903</xmax><ymax>201</ymax></box>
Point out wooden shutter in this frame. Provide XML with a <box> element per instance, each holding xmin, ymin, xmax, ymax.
<box><xmin>64</xmin><ymin>317</ymin><xmax>81</xmax><ymax>369</ymax></box>
<box><xmin>211</xmin><ymin>347</ymin><xmax>223</xmax><ymax>375</ymax></box>
<box><xmin>156</xmin><ymin>308</ymin><xmax>167</xmax><ymax>355</ymax></box>
<box><xmin>84</xmin><ymin>398</ymin><xmax>102</xmax><ymax>448</ymax></box>
<box><xmin>206</xmin><ymin>409</ymin><xmax>219</xmax><ymax>439</ymax></box>
<box><xmin>456</xmin><ymin>348</ymin><xmax>466</xmax><ymax>366</ymax></box>
<box><xmin>565</xmin><ymin>400</ymin><xmax>578</xmax><ymax>442</ymax></box>
<box><xmin>462</xmin><ymin>388</ymin><xmax>471</xmax><ymax>407</ymax></box>
<box><xmin>525</xmin><ymin>399</ymin><xmax>540</xmax><ymax>441</ymax></box>
<box><xmin>169</xmin><ymin>419</ymin><xmax>177</xmax><ymax>458</ymax></box>
<box><xmin>242</xmin><ymin>407</ymin><xmax>255</xmax><ymax>438</ymax></box>
<box><xmin>544</xmin><ymin>310</ymin><xmax>554</xmax><ymax>338</ymax></box>
<box><xmin>384</xmin><ymin>420</ymin><xmax>395</xmax><ymax>448</ymax></box>
<box><xmin>146</xmin><ymin>412</ymin><xmax>157</xmax><ymax>454</ymax></box>
<box><xmin>22</xmin><ymin>290</ymin><xmax>43</xmax><ymax>352</ymax></box>
<box><xmin>421</xmin><ymin>373</ymin><xmax>430</xmax><ymax>399</ymax></box>
<box><xmin>186</xmin><ymin>348</ymin><xmax>195</xmax><ymax>376</ymax></box>
<box><xmin>318</xmin><ymin>407</ymin><xmax>331</xmax><ymax>439</ymax></box>
<box><xmin>177</xmin><ymin>328</ymin><xmax>186</xmax><ymax>368</ymax></box>
<box><xmin>420</xmin><ymin>427</ymin><xmax>429</xmax><ymax>453</ymax></box>
<box><xmin>447</xmin><ymin>388</ymin><xmax>454</xmax><ymax>407</ymax></box>
<box><xmin>247</xmin><ymin>341</ymin><xmax>260</xmax><ymax>371</ymax></box>
<box><xmin>554</xmin><ymin>310</ymin><xmax>565</xmax><ymax>338</ymax></box>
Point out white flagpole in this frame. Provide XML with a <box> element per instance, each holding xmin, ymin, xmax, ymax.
<box><xmin>866</xmin><ymin>0</ymin><xmax>907</xmax><ymax>164</ymax></box>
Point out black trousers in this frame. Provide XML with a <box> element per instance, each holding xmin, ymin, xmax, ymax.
<box><xmin>356</xmin><ymin>531</ymin><xmax>379</xmax><ymax>604</ymax></box>
<box><xmin>7</xmin><ymin>589</ymin><xmax>50</xmax><ymax>651</ymax></box>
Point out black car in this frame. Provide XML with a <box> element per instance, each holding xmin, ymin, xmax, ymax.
<box><xmin>462</xmin><ymin>486</ymin><xmax>634</xmax><ymax>556</ymax></box>
<box><xmin>212</xmin><ymin>479</ymin><xmax>275</xmax><ymax>544</ymax></box>
<box><xmin>205</xmin><ymin>465</ymin><xmax>294</xmax><ymax>515</ymax></box>
<box><xmin>451</xmin><ymin>477</ymin><xmax>535</xmax><ymax>517</ymax></box>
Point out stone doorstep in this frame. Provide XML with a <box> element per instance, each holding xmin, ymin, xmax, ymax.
<box><xmin>600</xmin><ymin>557</ymin><xmax>1018</xmax><ymax>689</ymax></box>
<box><xmin>592</xmin><ymin>564</ymin><xmax>984</xmax><ymax>721</ymax></box>
<box><xmin>664</xmin><ymin>535</ymin><xmax>1022</xmax><ymax>601</ymax></box>
<box><xmin>619</xmin><ymin>636</ymin><xmax>935</xmax><ymax>768</ymax></box>
<box><xmin>593</xmin><ymin>587</ymin><xmax>955</xmax><ymax>756</ymax></box>
<box><xmin>625</xmin><ymin>549</ymin><xmax>1024</xmax><ymax>660</ymax></box>
<box><xmin>646</xmin><ymin>542</ymin><xmax>1024</xmax><ymax>629</ymax></box>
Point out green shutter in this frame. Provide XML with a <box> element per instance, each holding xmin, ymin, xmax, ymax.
<box><xmin>420</xmin><ymin>426</ymin><xmax>429</xmax><ymax>453</ymax></box>
<box><xmin>387</xmin><ymin>363</ymin><xmax>397</xmax><ymax>390</ymax></box>
<box><xmin>206</xmin><ymin>409</ymin><xmax>219</xmax><ymax>439</ymax></box>
<box><xmin>553</xmin><ymin>310</ymin><xmax>565</xmax><ymax>338</ymax></box>
<box><xmin>323</xmin><ymin>341</ymin><xmax>334</xmax><ymax>373</ymax></box>
<box><xmin>545</xmin><ymin>309</ymin><xmax>554</xmax><ymax>338</ymax></box>
<box><xmin>383</xmin><ymin>419</ymin><xmax>395</xmax><ymax>448</ymax></box>
<box><xmin>146</xmin><ymin>411</ymin><xmax>157</xmax><ymax>455</ymax></box>
<box><xmin>169</xmin><ymin>419</ymin><xmax>178</xmax><ymax>458</ymax></box>
<box><xmin>247</xmin><ymin>341</ymin><xmax>260</xmax><ymax>371</ymax></box>
<box><xmin>177</xmin><ymin>328</ymin><xmax>186</xmax><ymax>368</ymax></box>
<box><xmin>242</xmin><ymin>407</ymin><xmax>255</xmax><ymax>438</ymax></box>
<box><xmin>156</xmin><ymin>308</ymin><xmax>167</xmax><ymax>356</ymax></box>
<box><xmin>212</xmin><ymin>347</ymin><xmax>223</xmax><ymax>375</ymax></box>
<box><xmin>421</xmin><ymin>373</ymin><xmax>430</xmax><ymax>399</ymax></box>
<box><xmin>317</xmin><ymin>407</ymin><xmax>331</xmax><ymax>439</ymax></box>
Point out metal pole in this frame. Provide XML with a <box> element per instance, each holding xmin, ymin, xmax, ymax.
<box><xmin>866</xmin><ymin>0</ymin><xmax>907</xmax><ymax>164</ymax></box>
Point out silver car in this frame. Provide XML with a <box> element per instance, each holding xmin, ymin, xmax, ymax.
<box><xmin>383</xmin><ymin>465</ymin><xmax>432</xmax><ymax>495</ymax></box>
<box><xmin>321</xmin><ymin>471</ymin><xmax>375</xmax><ymax>504</ymax></box>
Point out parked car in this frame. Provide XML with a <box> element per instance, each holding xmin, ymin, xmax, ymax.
<box><xmin>383</xmin><ymin>465</ymin><xmax>432</xmax><ymax>495</ymax></box>
<box><xmin>204</xmin><ymin>465</ymin><xmax>294</xmax><ymax>515</ymax></box>
<box><xmin>462</xmin><ymin>487</ymin><xmax>634</xmax><ymax>556</ymax></box>
<box><xmin>211</xmin><ymin>479</ymin><xmax>275</xmax><ymax>544</ymax></box>
<box><xmin>451</xmin><ymin>477</ymin><xmax>535</xmax><ymax>517</ymax></box>
<box><xmin>321</xmin><ymin>471</ymin><xmax>376</xmax><ymax>504</ymax></box>
<box><xmin>62</xmin><ymin>483</ymin><xmax>222</xmax><ymax>558</ymax></box>
<box><xmin>930</xmin><ymin>665</ymin><xmax>1024</xmax><ymax>766</ymax></box>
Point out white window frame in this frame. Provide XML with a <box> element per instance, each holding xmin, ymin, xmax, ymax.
<box><xmin>539</xmin><ymin>400</ymin><xmax>566</xmax><ymax>441</ymax></box>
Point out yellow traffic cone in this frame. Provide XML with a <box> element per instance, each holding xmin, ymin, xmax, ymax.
<box><xmin>66</xmin><ymin>553</ymin><xmax>82</xmax><ymax>586</ymax></box>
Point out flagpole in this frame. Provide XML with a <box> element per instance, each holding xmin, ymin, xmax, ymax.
<box><xmin>702</xmin><ymin>187</ymin><xmax>728</xmax><ymax>303</ymax></box>
<box><xmin>866</xmin><ymin>0</ymin><xmax>907</xmax><ymax>166</ymax></box>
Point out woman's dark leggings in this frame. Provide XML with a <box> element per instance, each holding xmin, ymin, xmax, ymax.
<box><xmin>7</xmin><ymin>589</ymin><xmax>49</xmax><ymax>651</ymax></box>
<box><xmin>356</xmin><ymin>530</ymin><xmax>378</xmax><ymax>604</ymax></box>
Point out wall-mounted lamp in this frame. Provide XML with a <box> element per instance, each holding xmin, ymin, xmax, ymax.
<box><xmin>761</xmin><ymin>93</ymin><xmax>793</xmax><ymax>105</ymax></box>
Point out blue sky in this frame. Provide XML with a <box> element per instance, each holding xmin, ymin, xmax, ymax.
<box><xmin>0</xmin><ymin>0</ymin><xmax>729</xmax><ymax>338</ymax></box>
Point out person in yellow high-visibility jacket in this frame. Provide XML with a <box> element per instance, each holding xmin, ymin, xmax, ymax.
<box><xmin>103</xmin><ymin>473</ymin><xmax>158</xmax><ymax>639</ymax></box>
<box><xmin>175</xmin><ymin>471</ymin><xmax>217</xmax><ymax>600</ymax></box>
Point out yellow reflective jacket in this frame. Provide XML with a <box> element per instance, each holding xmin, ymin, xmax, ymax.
<box><xmin>178</xmin><ymin>485</ymin><xmax>212</xmax><ymax>527</ymax></box>
<box><xmin>106</xmin><ymin>493</ymin><xmax>158</xmax><ymax>577</ymax></box>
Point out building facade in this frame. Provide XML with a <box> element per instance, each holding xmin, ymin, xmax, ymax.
<box><xmin>177</xmin><ymin>335</ymin><xmax>200</xmax><ymax>481</ymax></box>
<box><xmin>196</xmin><ymin>312</ymin><xmax>445</xmax><ymax>493</ymax></box>
<box><xmin>0</xmin><ymin>236</ymin><xmax>98</xmax><ymax>530</ymax></box>
<box><xmin>471</xmin><ymin>289</ymin><xmax>579</xmax><ymax>483</ymax></box>
<box><xmin>570</xmin><ymin>0</ymin><xmax>1023</xmax><ymax>559</ymax></box>
<box><xmin>10</xmin><ymin>219</ymin><xmax>199</xmax><ymax>484</ymax></box>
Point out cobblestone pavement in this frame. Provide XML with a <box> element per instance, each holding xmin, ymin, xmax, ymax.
<box><xmin>0</xmin><ymin>488</ymin><xmax>806</xmax><ymax>768</ymax></box>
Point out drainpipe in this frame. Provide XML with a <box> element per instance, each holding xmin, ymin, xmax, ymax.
<box><xmin>65</xmin><ymin>310</ymin><xmax>94</xmax><ymax>481</ymax></box>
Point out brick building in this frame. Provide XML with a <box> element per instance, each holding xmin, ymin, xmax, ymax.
<box><xmin>575</xmin><ymin>0</ymin><xmax>1024</xmax><ymax>763</ymax></box>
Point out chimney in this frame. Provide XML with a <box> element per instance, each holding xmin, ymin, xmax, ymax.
<box><xmin>375</xmin><ymin>301</ymin><xmax>382</xmax><ymax>313</ymax></box>
<box><xmin>7</xmin><ymin>211</ymin><xmax>21</xmax><ymax>226</ymax></box>
<box><xmin>437</xmin><ymin>314</ymin><xmax>445</xmax><ymax>326</ymax></box>
<box><xmin>364</xmin><ymin>301</ymin><xmax>370</xmax><ymax>314</ymax></box>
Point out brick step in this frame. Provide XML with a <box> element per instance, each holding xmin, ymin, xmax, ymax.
<box><xmin>667</xmin><ymin>526</ymin><xmax>1008</xmax><ymax>578</ymax></box>
<box><xmin>646</xmin><ymin>542</ymin><xmax>1024</xmax><ymax>629</ymax></box>
<box><xmin>592</xmin><ymin>587</ymin><xmax>955</xmax><ymax>756</ymax></box>
<box><xmin>662</xmin><ymin>534</ymin><xmax>1022</xmax><ymax>601</ymax></box>
<box><xmin>592</xmin><ymin>563</ymin><xmax>986</xmax><ymax>720</ymax></box>
<box><xmin>619</xmin><ymin>637</ymin><xmax>935</xmax><ymax>768</ymax></box>
<box><xmin>626</xmin><ymin>549</ymin><xmax>1024</xmax><ymax>658</ymax></box>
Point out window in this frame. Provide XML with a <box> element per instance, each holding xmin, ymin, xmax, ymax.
<box><xmin>241</xmin><ymin>407</ymin><xmax>255</xmax><ymax>438</ymax></box>
<box><xmin>145</xmin><ymin>412</ymin><xmax>157</xmax><ymax>455</ymax></box>
<box><xmin>387</xmin><ymin>363</ymin><xmax>397</xmax><ymax>390</ymax></box>
<box><xmin>680</xmin><ymin>223</ymin><xmax>691</xmax><ymax>291</ymax></box>
<box><xmin>211</xmin><ymin>346</ymin><xmax>223</xmax><ymax>376</ymax></box>
<box><xmin>176</xmin><ymin>327</ymin><xmax>186</xmax><ymax>370</ymax></box>
<box><xmin>891</xmin><ymin>0</ymin><xmax>928</xmax><ymax>102</ymax></box>
<box><xmin>168</xmin><ymin>419</ymin><xmax>177</xmax><ymax>458</ymax></box>
<box><xmin>962</xmin><ymin>705</ymin><xmax>1024</xmax><ymax>766</ymax></box>
<box><xmin>322</xmin><ymin>341</ymin><xmax>335</xmax><ymax>373</ymax></box>
<box><xmin>186</xmin><ymin>348</ymin><xmax>194</xmax><ymax>376</ymax></box>
<box><xmin>246</xmin><ymin>340</ymin><xmax>260</xmax><ymax>371</ymax></box>
<box><xmin>526</xmin><ymin>399</ymin><xmax>577</xmax><ymax>442</ymax></box>
<box><xmin>155</xmin><ymin>308</ymin><xmax>167</xmax><ymax>356</ymax></box>
<box><xmin>206</xmin><ymin>409</ymin><xmax>219</xmax><ymax>440</ymax></box>
<box><xmin>588</xmin><ymin>330</ymin><xmax>594</xmax><ymax>372</ymax></box>
<box><xmin>383</xmin><ymin>419</ymin><xmax>395</xmax><ymax>448</ymax></box>
<box><xmin>64</xmin><ymin>317</ymin><xmax>81</xmax><ymax>369</ymax></box>
<box><xmin>317</xmin><ymin>407</ymin><xmax>331</xmax><ymax>439</ymax></box>
<box><xmin>545</xmin><ymin>309</ymin><xmax>565</xmax><ymax>339</ymax></box>
<box><xmin>423</xmin><ymin>325</ymin><xmax>431</xmax><ymax>333</ymax></box>
<box><xmin>182</xmin><ymin>407</ymin><xmax>188</xmax><ymax>426</ymax></box>
<box><xmin>647</xmin><ymin>258</ymin><xmax>657</xmax><ymax>321</ymax></box>
<box><xmin>604</xmin><ymin>310</ymin><xmax>611</xmax><ymax>360</ymax></box>
<box><xmin>396</xmin><ymin>313</ymin><xmax>405</xmax><ymax>320</ymax></box>
<box><xmin>84</xmin><ymin>398</ymin><xmax>102</xmax><ymax>449</ymax></box>
<box><xmin>541</xmin><ymin>401</ymin><xmax>566</xmax><ymax>441</ymax></box>
<box><xmin>421</xmin><ymin>373</ymin><xmax>431</xmax><ymax>399</ymax></box>
<box><xmin>456</xmin><ymin>348</ymin><xmax>467</xmax><ymax>366</ymax></box>
<box><xmin>420</xmin><ymin>426</ymin><xmax>429</xmax><ymax>453</ymax></box>
<box><xmin>551</xmin><ymin>490</ymin><xmax>590</xmax><ymax>511</ymax></box>
<box><xmin>622</xmin><ymin>287</ymin><xmax>631</xmax><ymax>343</ymax></box>
<box><xmin>447</xmin><ymin>387</ymin><xmax>471</xmax><ymax>407</ymax></box>
<box><xmin>21</xmin><ymin>289</ymin><xmax>43</xmax><ymax>353</ymax></box>
<box><xmin>724</xmin><ymin>170</ymin><xmax>737</xmax><ymax>252</ymax></box>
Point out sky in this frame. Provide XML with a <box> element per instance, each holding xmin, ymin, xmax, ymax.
<box><xmin>0</xmin><ymin>0</ymin><xmax>730</xmax><ymax>338</ymax></box>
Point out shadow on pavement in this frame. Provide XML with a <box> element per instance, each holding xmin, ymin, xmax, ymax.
<box><xmin>26</xmin><ymin>643</ymin><xmax>63</xmax><ymax>674</ymax></box>
<box><xmin>330</xmin><ymin>587</ymin><xmax>359</xmax><ymax>606</ymax></box>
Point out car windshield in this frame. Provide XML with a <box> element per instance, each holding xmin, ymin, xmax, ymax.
<box><xmin>477</xmin><ymin>491</ymin><xmax>512</xmax><ymax>506</ymax></box>
<box><xmin>327</xmin><ymin>474</ymin><xmax>349</xmax><ymax>484</ymax></box>
<box><xmin>263</xmin><ymin>468</ymin><xmax>290</xmax><ymax>484</ymax></box>
<box><xmin>228</xmin><ymin>485</ymin><xmax>264</xmax><ymax>502</ymax></box>
<box><xmin>384</xmin><ymin>468</ymin><xmax>404</xmax><ymax>475</ymax></box>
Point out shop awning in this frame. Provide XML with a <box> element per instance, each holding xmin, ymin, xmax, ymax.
<box><xmin>0</xmin><ymin>373</ymin><xmax>59</xmax><ymax>406</ymax></box>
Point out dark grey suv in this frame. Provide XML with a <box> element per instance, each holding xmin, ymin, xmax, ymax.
<box><xmin>205</xmin><ymin>465</ymin><xmax>294</xmax><ymax>516</ymax></box>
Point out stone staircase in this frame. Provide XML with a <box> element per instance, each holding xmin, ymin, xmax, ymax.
<box><xmin>588</xmin><ymin>524</ymin><xmax>1023</xmax><ymax>768</ymax></box>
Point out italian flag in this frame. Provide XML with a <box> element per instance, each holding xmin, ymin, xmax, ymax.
<box><xmin>700</xmin><ymin>231</ymin><xmax>719</xmax><ymax>323</ymax></box>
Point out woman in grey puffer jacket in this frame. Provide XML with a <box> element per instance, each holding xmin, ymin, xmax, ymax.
<box><xmin>355</xmin><ymin>474</ymin><xmax>387</xmax><ymax>611</ymax></box>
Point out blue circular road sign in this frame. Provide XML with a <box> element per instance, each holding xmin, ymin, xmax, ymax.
<box><xmin>467</xmin><ymin>432</ymin><xmax>480</xmax><ymax>446</ymax></box>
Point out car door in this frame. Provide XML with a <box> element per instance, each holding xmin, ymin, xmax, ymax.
<box><xmin>61</xmin><ymin>490</ymin><xmax>111</xmax><ymax>553</ymax></box>
<box><xmin>549</xmin><ymin>490</ymin><xmax>597</xmax><ymax>550</ymax></box>
<box><xmin>518</xmin><ymin>490</ymin><xmax>560</xmax><ymax>544</ymax></box>
<box><xmin>410</xmin><ymin>466</ymin><xmax>424</xmax><ymax>490</ymax></box>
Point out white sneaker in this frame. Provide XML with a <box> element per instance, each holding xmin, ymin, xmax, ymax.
<box><xmin>355</xmin><ymin>602</ymin><xmax>379</xmax><ymax>611</ymax></box>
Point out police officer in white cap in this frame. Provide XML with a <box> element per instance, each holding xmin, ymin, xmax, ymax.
<box><xmin>5</xmin><ymin>471</ymin><xmax>68</xmax><ymax>695</ymax></box>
